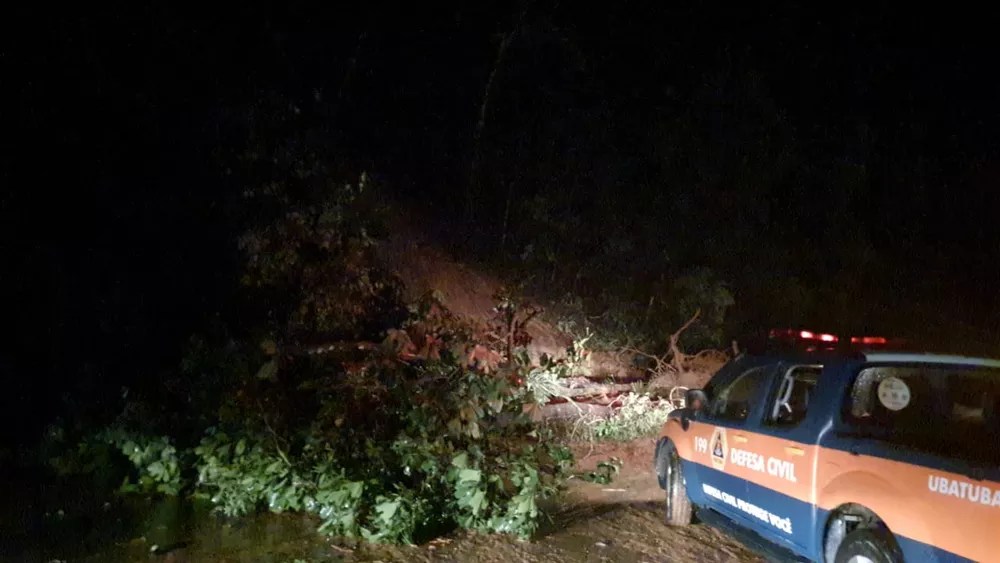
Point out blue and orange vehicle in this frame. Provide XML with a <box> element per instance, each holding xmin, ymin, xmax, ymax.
<box><xmin>655</xmin><ymin>329</ymin><xmax>1000</xmax><ymax>562</ymax></box>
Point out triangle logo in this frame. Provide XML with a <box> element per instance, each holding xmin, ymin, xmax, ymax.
<box><xmin>710</xmin><ymin>427</ymin><xmax>728</xmax><ymax>471</ymax></box>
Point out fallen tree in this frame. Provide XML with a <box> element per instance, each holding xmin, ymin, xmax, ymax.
<box><xmin>531</xmin><ymin>310</ymin><xmax>731</xmax><ymax>444</ymax></box>
<box><xmin>626</xmin><ymin>309</ymin><xmax>732</xmax><ymax>391</ymax></box>
<box><xmin>48</xmin><ymin>294</ymin><xmax>575</xmax><ymax>543</ymax></box>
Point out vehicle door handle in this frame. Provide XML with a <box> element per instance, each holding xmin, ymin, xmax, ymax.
<box><xmin>784</xmin><ymin>446</ymin><xmax>805</xmax><ymax>457</ymax></box>
<box><xmin>733</xmin><ymin>434</ymin><xmax>749</xmax><ymax>443</ymax></box>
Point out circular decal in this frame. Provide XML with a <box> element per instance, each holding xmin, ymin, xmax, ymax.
<box><xmin>877</xmin><ymin>377</ymin><xmax>911</xmax><ymax>411</ymax></box>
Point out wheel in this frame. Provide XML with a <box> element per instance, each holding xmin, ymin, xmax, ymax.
<box><xmin>834</xmin><ymin>527</ymin><xmax>902</xmax><ymax>563</ymax></box>
<box><xmin>660</xmin><ymin>440</ymin><xmax>693</xmax><ymax>526</ymax></box>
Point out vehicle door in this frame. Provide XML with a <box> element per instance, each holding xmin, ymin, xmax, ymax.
<box><xmin>741</xmin><ymin>362</ymin><xmax>824</xmax><ymax>556</ymax></box>
<box><xmin>825</xmin><ymin>362</ymin><xmax>1000</xmax><ymax>563</ymax></box>
<box><xmin>693</xmin><ymin>363</ymin><xmax>775</xmax><ymax>525</ymax></box>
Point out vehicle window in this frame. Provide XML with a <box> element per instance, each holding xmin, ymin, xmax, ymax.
<box><xmin>708</xmin><ymin>367</ymin><xmax>769</xmax><ymax>422</ymax></box>
<box><xmin>846</xmin><ymin>365</ymin><xmax>1000</xmax><ymax>465</ymax></box>
<box><xmin>766</xmin><ymin>366</ymin><xmax>821</xmax><ymax>427</ymax></box>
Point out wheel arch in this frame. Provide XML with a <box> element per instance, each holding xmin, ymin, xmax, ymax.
<box><xmin>822</xmin><ymin>502</ymin><xmax>902</xmax><ymax>563</ymax></box>
<box><xmin>818</xmin><ymin>468</ymin><xmax>929</xmax><ymax>543</ymax></box>
<box><xmin>659</xmin><ymin>416</ymin><xmax>694</xmax><ymax>459</ymax></box>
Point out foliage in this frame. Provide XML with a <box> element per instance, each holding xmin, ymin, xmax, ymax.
<box><xmin>46</xmin><ymin>426</ymin><xmax>185</xmax><ymax>496</ymax></box>
<box><xmin>237</xmin><ymin>171</ymin><xmax>405</xmax><ymax>341</ymax></box>
<box><xmin>519</xmin><ymin>362</ymin><xmax>570</xmax><ymax>405</ymax></box>
<box><xmin>550</xmin><ymin>268</ymin><xmax>734</xmax><ymax>354</ymax></box>
<box><xmin>44</xmin><ymin>423</ymin><xmax>118</xmax><ymax>480</ymax></box>
<box><xmin>589</xmin><ymin>394</ymin><xmax>676</xmax><ymax>442</ymax></box>
<box><xmin>51</xmin><ymin>295</ymin><xmax>573</xmax><ymax>543</ymax></box>
<box><xmin>216</xmin><ymin>298</ymin><xmax>569</xmax><ymax>542</ymax></box>
<box><xmin>576</xmin><ymin>457</ymin><xmax>622</xmax><ymax>485</ymax></box>
<box><xmin>216</xmin><ymin>98</ymin><xmax>573</xmax><ymax>542</ymax></box>
<box><xmin>45</xmin><ymin>91</ymin><xmax>577</xmax><ymax>544</ymax></box>
<box><xmin>224</xmin><ymin>93</ymin><xmax>406</xmax><ymax>343</ymax></box>
<box><xmin>517</xmin><ymin>328</ymin><xmax>591</xmax><ymax>398</ymax></box>
<box><xmin>668</xmin><ymin>268</ymin><xmax>735</xmax><ymax>350</ymax></box>
<box><xmin>102</xmin><ymin>430</ymin><xmax>185</xmax><ymax>495</ymax></box>
<box><xmin>224</xmin><ymin>329</ymin><xmax>573</xmax><ymax>541</ymax></box>
<box><xmin>485</xmin><ymin>289</ymin><xmax>540</xmax><ymax>361</ymax></box>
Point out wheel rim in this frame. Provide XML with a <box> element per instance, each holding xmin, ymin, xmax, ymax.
<box><xmin>847</xmin><ymin>556</ymin><xmax>875</xmax><ymax>563</ymax></box>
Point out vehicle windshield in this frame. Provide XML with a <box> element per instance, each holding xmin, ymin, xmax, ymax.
<box><xmin>846</xmin><ymin>364</ymin><xmax>1000</xmax><ymax>466</ymax></box>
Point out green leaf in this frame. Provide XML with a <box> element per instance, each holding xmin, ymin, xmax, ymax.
<box><xmin>458</xmin><ymin>468</ymin><xmax>481</xmax><ymax>483</ymax></box>
<box><xmin>451</xmin><ymin>452</ymin><xmax>469</xmax><ymax>469</ymax></box>
<box><xmin>147</xmin><ymin>460</ymin><xmax>165</xmax><ymax>478</ymax></box>
<box><xmin>346</xmin><ymin>481</ymin><xmax>363</xmax><ymax>499</ymax></box>
<box><xmin>255</xmin><ymin>359</ymin><xmax>279</xmax><ymax>381</ymax></box>
<box><xmin>468</xmin><ymin>489</ymin><xmax>486</xmax><ymax>515</ymax></box>
<box><xmin>375</xmin><ymin>500</ymin><xmax>400</xmax><ymax>523</ymax></box>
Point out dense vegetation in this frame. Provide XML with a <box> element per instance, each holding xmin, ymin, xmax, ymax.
<box><xmin>44</xmin><ymin>128</ymin><xmax>574</xmax><ymax>541</ymax></box>
<box><xmin>48</xmin><ymin>294</ymin><xmax>572</xmax><ymax>542</ymax></box>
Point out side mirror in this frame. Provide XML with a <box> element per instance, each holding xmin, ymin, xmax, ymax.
<box><xmin>680</xmin><ymin>389</ymin><xmax>709</xmax><ymax>431</ymax></box>
<box><xmin>685</xmin><ymin>389</ymin><xmax>708</xmax><ymax>411</ymax></box>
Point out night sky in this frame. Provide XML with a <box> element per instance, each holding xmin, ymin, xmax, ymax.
<box><xmin>4</xmin><ymin>3</ymin><xmax>1000</xmax><ymax>443</ymax></box>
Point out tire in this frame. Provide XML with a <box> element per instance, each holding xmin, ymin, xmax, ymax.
<box><xmin>834</xmin><ymin>527</ymin><xmax>902</xmax><ymax>563</ymax></box>
<box><xmin>660</xmin><ymin>439</ymin><xmax>693</xmax><ymax>526</ymax></box>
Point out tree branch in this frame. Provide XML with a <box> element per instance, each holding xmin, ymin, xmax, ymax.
<box><xmin>669</xmin><ymin>309</ymin><xmax>701</xmax><ymax>371</ymax></box>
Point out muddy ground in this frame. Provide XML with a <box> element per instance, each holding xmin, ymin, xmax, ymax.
<box><xmin>32</xmin><ymin>439</ymin><xmax>762</xmax><ymax>563</ymax></box>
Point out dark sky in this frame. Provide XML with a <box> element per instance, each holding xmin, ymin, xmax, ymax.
<box><xmin>4</xmin><ymin>3</ymin><xmax>1000</xmax><ymax>439</ymax></box>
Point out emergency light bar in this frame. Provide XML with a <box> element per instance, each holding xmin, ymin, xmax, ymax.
<box><xmin>850</xmin><ymin>336</ymin><xmax>888</xmax><ymax>345</ymax></box>
<box><xmin>766</xmin><ymin>329</ymin><xmax>900</xmax><ymax>351</ymax></box>
<box><xmin>738</xmin><ymin>328</ymin><xmax>905</xmax><ymax>355</ymax></box>
<box><xmin>770</xmin><ymin>328</ymin><xmax>839</xmax><ymax>343</ymax></box>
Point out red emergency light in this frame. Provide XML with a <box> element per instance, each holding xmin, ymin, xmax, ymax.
<box><xmin>759</xmin><ymin>328</ymin><xmax>901</xmax><ymax>354</ymax></box>
<box><xmin>850</xmin><ymin>336</ymin><xmax>888</xmax><ymax>345</ymax></box>
<box><xmin>769</xmin><ymin>328</ymin><xmax>839</xmax><ymax>343</ymax></box>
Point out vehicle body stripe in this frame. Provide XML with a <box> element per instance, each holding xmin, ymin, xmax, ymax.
<box><xmin>663</xmin><ymin>419</ymin><xmax>1000</xmax><ymax>561</ymax></box>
